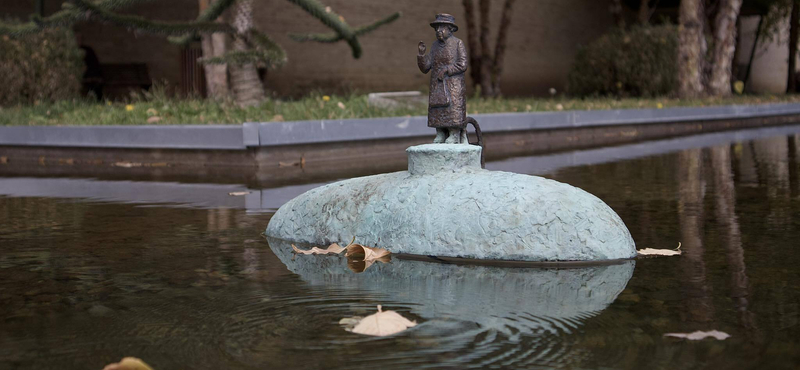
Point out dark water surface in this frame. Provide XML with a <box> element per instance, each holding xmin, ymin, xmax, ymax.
<box><xmin>2</xmin><ymin>130</ymin><xmax>800</xmax><ymax>369</ymax></box>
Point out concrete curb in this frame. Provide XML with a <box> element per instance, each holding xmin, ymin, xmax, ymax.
<box><xmin>1</xmin><ymin>103</ymin><xmax>800</xmax><ymax>150</ymax></box>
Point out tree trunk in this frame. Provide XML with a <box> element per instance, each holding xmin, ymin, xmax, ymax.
<box><xmin>490</xmin><ymin>0</ymin><xmax>515</xmax><ymax>95</ymax></box>
<box><xmin>638</xmin><ymin>0</ymin><xmax>650</xmax><ymax>24</ymax></box>
<box><xmin>462</xmin><ymin>0</ymin><xmax>482</xmax><ymax>91</ymax></box>
<box><xmin>708</xmin><ymin>0</ymin><xmax>743</xmax><ymax>96</ymax></box>
<box><xmin>610</xmin><ymin>0</ymin><xmax>625</xmax><ymax>28</ymax></box>
<box><xmin>678</xmin><ymin>0</ymin><xmax>707</xmax><ymax>98</ymax></box>
<box><xmin>199</xmin><ymin>0</ymin><xmax>230</xmax><ymax>100</ymax></box>
<box><xmin>478</xmin><ymin>0</ymin><xmax>494</xmax><ymax>97</ymax></box>
<box><xmin>229</xmin><ymin>0</ymin><xmax>264</xmax><ymax>107</ymax></box>
<box><xmin>788</xmin><ymin>0</ymin><xmax>799</xmax><ymax>93</ymax></box>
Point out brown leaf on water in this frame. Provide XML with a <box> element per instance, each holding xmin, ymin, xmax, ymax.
<box><xmin>0</xmin><ymin>156</ymin><xmax>7</xmax><ymax>164</ymax></box>
<box><xmin>664</xmin><ymin>330</ymin><xmax>730</xmax><ymax>340</ymax></box>
<box><xmin>346</xmin><ymin>305</ymin><xmax>417</xmax><ymax>337</ymax></box>
<box><xmin>278</xmin><ymin>161</ymin><xmax>299</xmax><ymax>167</ymax></box>
<box><xmin>291</xmin><ymin>243</ymin><xmax>345</xmax><ymax>255</ymax></box>
<box><xmin>638</xmin><ymin>242</ymin><xmax>682</xmax><ymax>257</ymax></box>
<box><xmin>345</xmin><ymin>243</ymin><xmax>391</xmax><ymax>260</ymax></box>
<box><xmin>114</xmin><ymin>162</ymin><xmax>143</xmax><ymax>168</ymax></box>
<box><xmin>102</xmin><ymin>357</ymin><xmax>154</xmax><ymax>370</ymax></box>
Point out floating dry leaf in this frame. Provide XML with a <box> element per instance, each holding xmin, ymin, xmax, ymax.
<box><xmin>114</xmin><ymin>162</ymin><xmax>143</xmax><ymax>168</ymax></box>
<box><xmin>346</xmin><ymin>243</ymin><xmax>391</xmax><ymax>260</ymax></box>
<box><xmin>292</xmin><ymin>243</ymin><xmax>345</xmax><ymax>255</ymax></box>
<box><xmin>638</xmin><ymin>242</ymin><xmax>682</xmax><ymax>257</ymax></box>
<box><xmin>664</xmin><ymin>330</ymin><xmax>730</xmax><ymax>340</ymax></box>
<box><xmin>347</xmin><ymin>305</ymin><xmax>416</xmax><ymax>337</ymax></box>
<box><xmin>228</xmin><ymin>191</ymin><xmax>250</xmax><ymax>196</ymax></box>
<box><xmin>102</xmin><ymin>357</ymin><xmax>154</xmax><ymax>370</ymax></box>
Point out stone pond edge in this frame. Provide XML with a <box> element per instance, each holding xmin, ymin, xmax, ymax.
<box><xmin>2</xmin><ymin>103</ymin><xmax>800</xmax><ymax>150</ymax></box>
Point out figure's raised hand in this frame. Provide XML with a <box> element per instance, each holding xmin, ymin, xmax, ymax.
<box><xmin>418</xmin><ymin>41</ymin><xmax>426</xmax><ymax>55</ymax></box>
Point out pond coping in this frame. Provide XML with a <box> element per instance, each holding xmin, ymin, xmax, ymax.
<box><xmin>1</xmin><ymin>102</ymin><xmax>800</xmax><ymax>150</ymax></box>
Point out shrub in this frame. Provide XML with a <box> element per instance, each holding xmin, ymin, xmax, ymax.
<box><xmin>567</xmin><ymin>25</ymin><xmax>678</xmax><ymax>98</ymax></box>
<box><xmin>0</xmin><ymin>25</ymin><xmax>83</xmax><ymax>106</ymax></box>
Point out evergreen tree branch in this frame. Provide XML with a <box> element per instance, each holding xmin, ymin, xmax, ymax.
<box><xmin>169</xmin><ymin>0</ymin><xmax>237</xmax><ymax>45</ymax></box>
<box><xmin>0</xmin><ymin>0</ymin><xmax>155</xmax><ymax>37</ymax></box>
<box><xmin>285</xmin><ymin>0</ymin><xmax>362</xmax><ymax>58</ymax></box>
<box><xmin>72</xmin><ymin>0</ymin><xmax>234</xmax><ymax>35</ymax></box>
<box><xmin>288</xmin><ymin>12</ymin><xmax>400</xmax><ymax>43</ymax></box>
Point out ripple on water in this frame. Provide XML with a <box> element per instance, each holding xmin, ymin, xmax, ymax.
<box><xmin>210</xmin><ymin>238</ymin><xmax>635</xmax><ymax>369</ymax></box>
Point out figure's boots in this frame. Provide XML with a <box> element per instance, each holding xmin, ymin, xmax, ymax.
<box><xmin>433</xmin><ymin>128</ymin><xmax>447</xmax><ymax>143</ymax></box>
<box><xmin>459</xmin><ymin>128</ymin><xmax>468</xmax><ymax>144</ymax></box>
<box><xmin>445</xmin><ymin>128</ymin><xmax>462</xmax><ymax>144</ymax></box>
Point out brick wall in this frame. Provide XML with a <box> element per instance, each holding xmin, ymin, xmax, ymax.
<box><xmin>253</xmin><ymin>0</ymin><xmax>615</xmax><ymax>96</ymax></box>
<box><xmin>2</xmin><ymin>0</ymin><xmax>613</xmax><ymax>97</ymax></box>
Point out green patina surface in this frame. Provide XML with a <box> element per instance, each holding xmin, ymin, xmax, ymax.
<box><xmin>266</xmin><ymin>144</ymin><xmax>636</xmax><ymax>261</ymax></box>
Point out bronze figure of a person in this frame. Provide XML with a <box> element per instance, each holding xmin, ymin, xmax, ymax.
<box><xmin>417</xmin><ymin>14</ymin><xmax>468</xmax><ymax>144</ymax></box>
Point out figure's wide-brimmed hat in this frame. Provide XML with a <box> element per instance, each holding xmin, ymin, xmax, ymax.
<box><xmin>430</xmin><ymin>13</ymin><xmax>458</xmax><ymax>32</ymax></box>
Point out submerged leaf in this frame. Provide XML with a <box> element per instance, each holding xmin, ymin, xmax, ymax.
<box><xmin>102</xmin><ymin>357</ymin><xmax>154</xmax><ymax>370</ymax></box>
<box><xmin>664</xmin><ymin>330</ymin><xmax>730</xmax><ymax>340</ymax></box>
<box><xmin>347</xmin><ymin>254</ymin><xmax>391</xmax><ymax>273</ymax></box>
<box><xmin>291</xmin><ymin>243</ymin><xmax>345</xmax><ymax>255</ymax></box>
<box><xmin>347</xmin><ymin>305</ymin><xmax>416</xmax><ymax>337</ymax></box>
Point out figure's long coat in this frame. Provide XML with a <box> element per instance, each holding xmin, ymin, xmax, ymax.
<box><xmin>417</xmin><ymin>36</ymin><xmax>468</xmax><ymax>129</ymax></box>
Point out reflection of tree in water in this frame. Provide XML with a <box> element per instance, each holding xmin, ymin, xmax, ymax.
<box><xmin>709</xmin><ymin>145</ymin><xmax>759</xmax><ymax>338</ymax></box>
<box><xmin>788</xmin><ymin>135</ymin><xmax>800</xmax><ymax>199</ymax></box>
<box><xmin>677</xmin><ymin>148</ymin><xmax>715</xmax><ymax>323</ymax></box>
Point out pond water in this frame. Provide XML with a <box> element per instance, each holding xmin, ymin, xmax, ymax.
<box><xmin>1</xmin><ymin>127</ymin><xmax>799</xmax><ymax>369</ymax></box>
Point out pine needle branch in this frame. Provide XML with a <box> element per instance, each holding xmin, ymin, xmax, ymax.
<box><xmin>73</xmin><ymin>0</ymin><xmax>234</xmax><ymax>36</ymax></box>
<box><xmin>168</xmin><ymin>0</ymin><xmax>237</xmax><ymax>45</ymax></box>
<box><xmin>289</xmin><ymin>12</ymin><xmax>400</xmax><ymax>43</ymax></box>
<box><xmin>285</xmin><ymin>0</ymin><xmax>362</xmax><ymax>58</ymax></box>
<box><xmin>0</xmin><ymin>0</ymin><xmax>156</xmax><ymax>37</ymax></box>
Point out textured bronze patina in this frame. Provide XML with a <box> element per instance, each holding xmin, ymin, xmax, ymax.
<box><xmin>417</xmin><ymin>13</ymin><xmax>469</xmax><ymax>144</ymax></box>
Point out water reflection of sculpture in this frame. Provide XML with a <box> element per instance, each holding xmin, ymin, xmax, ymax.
<box><xmin>267</xmin><ymin>237</ymin><xmax>634</xmax><ymax>367</ymax></box>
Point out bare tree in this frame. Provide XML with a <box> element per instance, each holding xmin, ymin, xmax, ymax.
<box><xmin>638</xmin><ymin>0</ymin><xmax>650</xmax><ymax>24</ymax></box>
<box><xmin>788</xmin><ymin>0</ymin><xmax>799</xmax><ymax>92</ymax></box>
<box><xmin>198</xmin><ymin>0</ymin><xmax>230</xmax><ymax>100</ymax></box>
<box><xmin>229</xmin><ymin>0</ymin><xmax>264</xmax><ymax>106</ymax></box>
<box><xmin>708</xmin><ymin>0</ymin><xmax>743</xmax><ymax>96</ymax></box>
<box><xmin>462</xmin><ymin>0</ymin><xmax>516</xmax><ymax>97</ymax></box>
<box><xmin>678</xmin><ymin>0</ymin><xmax>708</xmax><ymax>98</ymax></box>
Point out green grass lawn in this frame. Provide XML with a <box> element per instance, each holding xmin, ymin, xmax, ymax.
<box><xmin>2</xmin><ymin>90</ymin><xmax>800</xmax><ymax>126</ymax></box>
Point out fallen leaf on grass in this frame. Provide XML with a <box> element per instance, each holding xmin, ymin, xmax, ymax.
<box><xmin>664</xmin><ymin>330</ymin><xmax>730</xmax><ymax>340</ymax></box>
<box><xmin>102</xmin><ymin>357</ymin><xmax>154</xmax><ymax>370</ymax></box>
<box><xmin>292</xmin><ymin>243</ymin><xmax>345</xmax><ymax>255</ymax></box>
<box><xmin>638</xmin><ymin>242</ymin><xmax>682</xmax><ymax>257</ymax></box>
<box><xmin>345</xmin><ymin>305</ymin><xmax>416</xmax><ymax>337</ymax></box>
<box><xmin>228</xmin><ymin>191</ymin><xmax>251</xmax><ymax>196</ymax></box>
<box><xmin>146</xmin><ymin>116</ymin><xmax>161</xmax><ymax>124</ymax></box>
